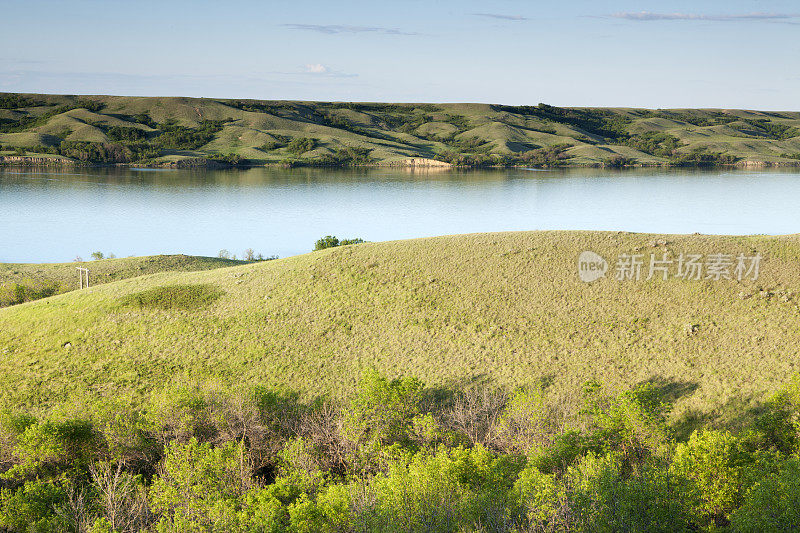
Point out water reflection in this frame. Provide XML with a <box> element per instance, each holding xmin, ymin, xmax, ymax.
<box><xmin>1</xmin><ymin>167</ymin><xmax>798</xmax><ymax>262</ymax></box>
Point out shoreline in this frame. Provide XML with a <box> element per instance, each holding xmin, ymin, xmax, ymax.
<box><xmin>2</xmin><ymin>154</ymin><xmax>800</xmax><ymax>170</ymax></box>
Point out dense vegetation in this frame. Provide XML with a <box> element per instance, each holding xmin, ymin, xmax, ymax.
<box><xmin>1</xmin><ymin>93</ymin><xmax>798</xmax><ymax>167</ymax></box>
<box><xmin>2</xmin><ymin>371</ymin><xmax>800</xmax><ymax>532</ymax></box>
<box><xmin>491</xmin><ymin>104</ymin><xmax>632</xmax><ymax>141</ymax></box>
<box><xmin>12</xmin><ymin>119</ymin><xmax>231</xmax><ymax>165</ymax></box>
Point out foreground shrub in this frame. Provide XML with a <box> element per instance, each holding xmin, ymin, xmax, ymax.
<box><xmin>1</xmin><ymin>415</ymin><xmax>99</xmax><ymax>481</ymax></box>
<box><xmin>360</xmin><ymin>445</ymin><xmax>523</xmax><ymax>532</ymax></box>
<box><xmin>515</xmin><ymin>453</ymin><xmax>690</xmax><ymax>532</ymax></box>
<box><xmin>0</xmin><ymin>478</ymin><xmax>69</xmax><ymax>532</ymax></box>
<box><xmin>1</xmin><ymin>373</ymin><xmax>800</xmax><ymax>531</ymax></box>
<box><xmin>731</xmin><ymin>457</ymin><xmax>800</xmax><ymax>531</ymax></box>
<box><xmin>669</xmin><ymin>429</ymin><xmax>764</xmax><ymax>527</ymax></box>
<box><xmin>149</xmin><ymin>438</ymin><xmax>251</xmax><ymax>532</ymax></box>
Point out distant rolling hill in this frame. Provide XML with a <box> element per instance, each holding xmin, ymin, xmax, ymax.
<box><xmin>1</xmin><ymin>93</ymin><xmax>799</xmax><ymax>167</ymax></box>
<box><xmin>1</xmin><ymin>231</ymin><xmax>799</xmax><ymax>432</ymax></box>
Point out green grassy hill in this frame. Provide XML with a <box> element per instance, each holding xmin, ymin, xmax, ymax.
<box><xmin>1</xmin><ymin>93</ymin><xmax>799</xmax><ymax>167</ymax></box>
<box><xmin>1</xmin><ymin>231</ymin><xmax>798</xmax><ymax>431</ymax></box>
<box><xmin>0</xmin><ymin>254</ymin><xmax>246</xmax><ymax>307</ymax></box>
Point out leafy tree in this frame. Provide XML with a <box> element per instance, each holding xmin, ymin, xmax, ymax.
<box><xmin>314</xmin><ymin>236</ymin><xmax>365</xmax><ymax>251</ymax></box>
<box><xmin>106</xmin><ymin>126</ymin><xmax>147</xmax><ymax>142</ymax></box>
<box><xmin>0</xmin><ymin>479</ymin><xmax>69</xmax><ymax>532</ymax></box>
<box><xmin>287</xmin><ymin>137</ymin><xmax>315</xmax><ymax>155</ymax></box>
<box><xmin>149</xmin><ymin>438</ymin><xmax>250</xmax><ymax>532</ymax></box>
<box><xmin>669</xmin><ymin>430</ymin><xmax>750</xmax><ymax>527</ymax></box>
<box><xmin>731</xmin><ymin>458</ymin><xmax>800</xmax><ymax>531</ymax></box>
<box><xmin>344</xmin><ymin>370</ymin><xmax>427</xmax><ymax>467</ymax></box>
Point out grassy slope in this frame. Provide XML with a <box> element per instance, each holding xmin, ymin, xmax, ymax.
<box><xmin>1</xmin><ymin>93</ymin><xmax>799</xmax><ymax>166</ymax></box>
<box><xmin>0</xmin><ymin>255</ymin><xmax>246</xmax><ymax>307</ymax></box>
<box><xmin>1</xmin><ymin>231</ymin><xmax>798</xmax><ymax>430</ymax></box>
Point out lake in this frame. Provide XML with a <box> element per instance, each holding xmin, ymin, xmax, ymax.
<box><xmin>1</xmin><ymin>166</ymin><xmax>799</xmax><ymax>263</ymax></box>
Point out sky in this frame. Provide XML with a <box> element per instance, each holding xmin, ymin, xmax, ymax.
<box><xmin>1</xmin><ymin>0</ymin><xmax>799</xmax><ymax>109</ymax></box>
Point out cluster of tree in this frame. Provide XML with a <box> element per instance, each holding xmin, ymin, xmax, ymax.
<box><xmin>313</xmin><ymin>235</ymin><xmax>366</xmax><ymax>251</ymax></box>
<box><xmin>435</xmin><ymin>143</ymin><xmax>575</xmax><ymax>168</ymax></box>
<box><xmin>13</xmin><ymin>119</ymin><xmax>229</xmax><ymax>164</ymax></box>
<box><xmin>317</xmin><ymin>103</ymin><xmax>438</xmax><ymax>114</ymax></box>
<box><xmin>207</xmin><ymin>153</ymin><xmax>247</xmax><ymax>166</ymax></box>
<box><xmin>56</xmin><ymin>141</ymin><xmax>154</xmax><ymax>164</ymax></box>
<box><xmin>0</xmin><ymin>106</ymin><xmax>74</xmax><ymax>133</ymax></box>
<box><xmin>0</xmin><ymin>94</ymin><xmax>42</xmax><ymax>109</ymax></box>
<box><xmin>435</xmin><ymin>151</ymin><xmax>496</xmax><ymax>167</ymax></box>
<box><xmin>637</xmin><ymin>110</ymin><xmax>738</xmax><ymax>127</ymax></box>
<box><xmin>260</xmin><ymin>134</ymin><xmax>291</xmax><ymax>151</ymax></box>
<box><xmin>491</xmin><ymin>104</ymin><xmax>631</xmax><ymax>141</ymax></box>
<box><xmin>313</xmin><ymin>147</ymin><xmax>374</xmax><ymax>167</ymax></box>
<box><xmin>2</xmin><ymin>372</ymin><xmax>800</xmax><ymax>531</ymax></box>
<box><xmin>222</xmin><ymin>100</ymin><xmax>298</xmax><ymax>115</ymax></box>
<box><xmin>670</xmin><ymin>147</ymin><xmax>739</xmax><ymax>167</ymax></box>
<box><xmin>287</xmin><ymin>137</ymin><xmax>316</xmax><ymax>155</ymax></box>
<box><xmin>1</xmin><ymin>98</ymin><xmax>107</xmax><ymax>133</ymax></box>
<box><xmin>624</xmin><ymin>132</ymin><xmax>684</xmax><ymax>158</ymax></box>
<box><xmin>733</xmin><ymin>119</ymin><xmax>799</xmax><ymax>141</ymax></box>
<box><xmin>602</xmin><ymin>155</ymin><xmax>637</xmax><ymax>168</ymax></box>
<box><xmin>106</xmin><ymin>126</ymin><xmax>147</xmax><ymax>143</ymax></box>
<box><xmin>315</xmin><ymin>103</ymin><xmax>445</xmax><ymax>134</ymax></box>
<box><xmin>149</xmin><ymin>120</ymin><xmax>225</xmax><ymax>151</ymax></box>
<box><xmin>309</xmin><ymin>112</ymin><xmax>396</xmax><ymax>144</ymax></box>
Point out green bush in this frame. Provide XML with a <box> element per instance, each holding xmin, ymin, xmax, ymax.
<box><xmin>107</xmin><ymin>126</ymin><xmax>147</xmax><ymax>142</ymax></box>
<box><xmin>624</xmin><ymin>131</ymin><xmax>683</xmax><ymax>157</ymax></box>
<box><xmin>313</xmin><ymin>235</ymin><xmax>365</xmax><ymax>251</ymax></box>
<box><xmin>731</xmin><ymin>458</ymin><xmax>800</xmax><ymax>531</ymax></box>
<box><xmin>149</xmin><ymin>438</ymin><xmax>250</xmax><ymax>532</ymax></box>
<box><xmin>2</xmin><ymin>417</ymin><xmax>99</xmax><ymax>480</ymax></box>
<box><xmin>0</xmin><ymin>373</ymin><xmax>799</xmax><ymax>530</ymax></box>
<box><xmin>362</xmin><ymin>445</ymin><xmax>523</xmax><ymax>532</ymax></box>
<box><xmin>669</xmin><ymin>429</ymin><xmax>752</xmax><ymax>526</ymax></box>
<box><xmin>0</xmin><ymin>479</ymin><xmax>69</xmax><ymax>532</ymax></box>
<box><xmin>287</xmin><ymin>137</ymin><xmax>315</xmax><ymax>155</ymax></box>
<box><xmin>670</xmin><ymin>147</ymin><xmax>738</xmax><ymax>167</ymax></box>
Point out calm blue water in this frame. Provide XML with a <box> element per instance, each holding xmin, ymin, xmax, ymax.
<box><xmin>1</xmin><ymin>166</ymin><xmax>799</xmax><ymax>263</ymax></box>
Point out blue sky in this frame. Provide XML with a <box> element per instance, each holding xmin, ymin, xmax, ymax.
<box><xmin>1</xmin><ymin>0</ymin><xmax>798</xmax><ymax>109</ymax></box>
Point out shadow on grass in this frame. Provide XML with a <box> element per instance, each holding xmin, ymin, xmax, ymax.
<box><xmin>671</xmin><ymin>395</ymin><xmax>766</xmax><ymax>442</ymax></box>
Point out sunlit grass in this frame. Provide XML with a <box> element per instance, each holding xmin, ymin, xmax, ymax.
<box><xmin>0</xmin><ymin>231</ymin><xmax>798</xmax><ymax>430</ymax></box>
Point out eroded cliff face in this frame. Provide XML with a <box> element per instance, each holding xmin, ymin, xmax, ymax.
<box><xmin>400</xmin><ymin>157</ymin><xmax>453</xmax><ymax>168</ymax></box>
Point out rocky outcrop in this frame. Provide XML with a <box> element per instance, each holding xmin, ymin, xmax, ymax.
<box><xmin>397</xmin><ymin>157</ymin><xmax>452</xmax><ymax>168</ymax></box>
<box><xmin>0</xmin><ymin>155</ymin><xmax>74</xmax><ymax>166</ymax></box>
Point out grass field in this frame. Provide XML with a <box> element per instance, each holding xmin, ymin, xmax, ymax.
<box><xmin>1</xmin><ymin>93</ymin><xmax>799</xmax><ymax>167</ymax></box>
<box><xmin>0</xmin><ymin>254</ymin><xmax>245</xmax><ymax>307</ymax></box>
<box><xmin>1</xmin><ymin>231</ymin><xmax>798</xmax><ymax>434</ymax></box>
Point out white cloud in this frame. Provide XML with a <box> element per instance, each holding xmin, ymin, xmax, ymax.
<box><xmin>282</xmin><ymin>24</ymin><xmax>417</xmax><ymax>35</ymax></box>
<box><xmin>472</xmin><ymin>13</ymin><xmax>528</xmax><ymax>21</ymax></box>
<box><xmin>305</xmin><ymin>63</ymin><xmax>328</xmax><ymax>74</ymax></box>
<box><xmin>612</xmin><ymin>11</ymin><xmax>800</xmax><ymax>22</ymax></box>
